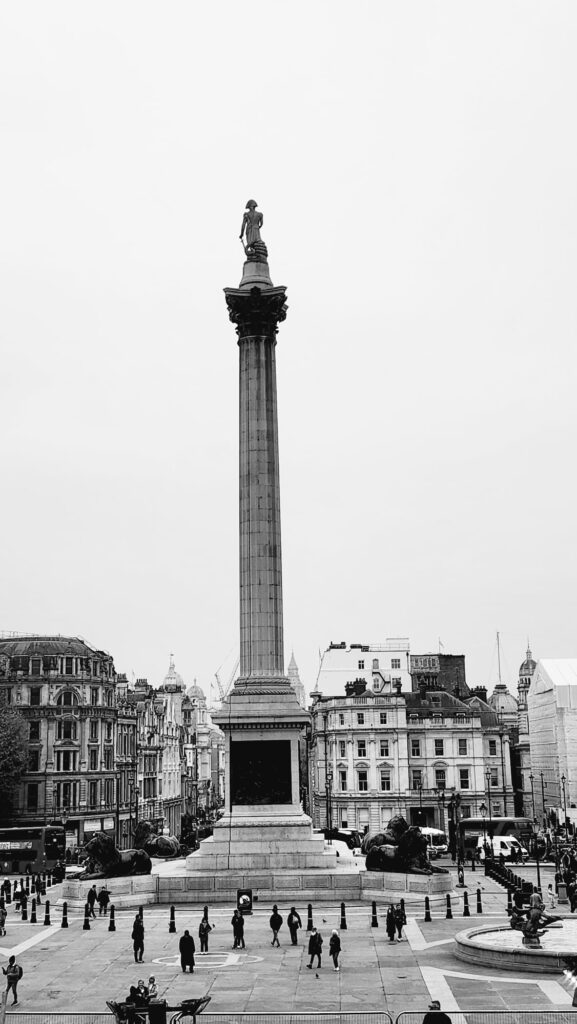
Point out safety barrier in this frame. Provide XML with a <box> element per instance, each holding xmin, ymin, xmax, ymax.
<box><xmin>6</xmin><ymin>1013</ymin><xmax>577</xmax><ymax>1024</ymax></box>
<box><xmin>396</xmin><ymin>1014</ymin><xmax>577</xmax><ymax>1023</ymax></box>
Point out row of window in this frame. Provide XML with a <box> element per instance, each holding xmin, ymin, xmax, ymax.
<box><xmin>27</xmin><ymin>749</ymin><xmax>116</xmax><ymax>772</ymax></box>
<box><xmin>331</xmin><ymin>766</ymin><xmax>500</xmax><ymax>792</ymax></box>
<box><xmin>333</xmin><ymin>737</ymin><xmax>499</xmax><ymax>758</ymax></box>
<box><xmin>28</xmin><ymin>719</ymin><xmax>114</xmax><ymax>741</ymax></box>
<box><xmin>4</xmin><ymin>656</ymin><xmax>110</xmax><ymax>678</ymax></box>
<box><xmin>357</xmin><ymin>658</ymin><xmax>402</xmax><ymax>670</ymax></box>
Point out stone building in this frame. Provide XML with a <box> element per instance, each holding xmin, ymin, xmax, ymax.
<box><xmin>183</xmin><ymin>679</ymin><xmax>225</xmax><ymax>821</ymax></box>
<box><xmin>516</xmin><ymin>645</ymin><xmax>537</xmax><ymax>816</ymax></box>
<box><xmin>309</xmin><ymin>673</ymin><xmax>513</xmax><ymax>837</ymax></box>
<box><xmin>0</xmin><ymin>634</ymin><xmax>136</xmax><ymax>847</ymax></box>
<box><xmin>314</xmin><ymin>639</ymin><xmax>412</xmax><ymax>699</ymax></box>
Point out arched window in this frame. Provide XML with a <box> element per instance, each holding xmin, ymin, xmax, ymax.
<box><xmin>56</xmin><ymin>690</ymin><xmax>78</xmax><ymax>707</ymax></box>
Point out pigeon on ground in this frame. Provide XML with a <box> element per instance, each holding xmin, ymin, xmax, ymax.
<box><xmin>315</xmin><ymin>973</ymin><xmax>319</xmax><ymax>978</ymax></box>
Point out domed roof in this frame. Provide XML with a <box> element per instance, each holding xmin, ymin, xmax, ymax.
<box><xmin>162</xmin><ymin>655</ymin><xmax>184</xmax><ymax>689</ymax></box>
<box><xmin>186</xmin><ymin>677</ymin><xmax>206</xmax><ymax>702</ymax></box>
<box><xmin>488</xmin><ymin>683</ymin><xmax>518</xmax><ymax>714</ymax></box>
<box><xmin>519</xmin><ymin>645</ymin><xmax>536</xmax><ymax>676</ymax></box>
<box><xmin>0</xmin><ymin>634</ymin><xmax>109</xmax><ymax>659</ymax></box>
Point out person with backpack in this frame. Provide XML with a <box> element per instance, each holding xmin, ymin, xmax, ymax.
<box><xmin>198</xmin><ymin>914</ymin><xmax>212</xmax><ymax>954</ymax></box>
<box><xmin>269</xmin><ymin>904</ymin><xmax>283</xmax><ymax>947</ymax></box>
<box><xmin>132</xmin><ymin>914</ymin><xmax>145</xmax><ymax>963</ymax></box>
<box><xmin>306</xmin><ymin>927</ymin><xmax>323</xmax><ymax>969</ymax></box>
<box><xmin>3</xmin><ymin>956</ymin><xmax>23</xmax><ymax>1005</ymax></box>
<box><xmin>287</xmin><ymin>906</ymin><xmax>302</xmax><ymax>946</ymax></box>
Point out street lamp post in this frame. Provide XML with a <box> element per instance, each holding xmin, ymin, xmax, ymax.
<box><xmin>529</xmin><ymin>773</ymin><xmax>542</xmax><ymax>890</ymax></box>
<box><xmin>437</xmin><ymin>788</ymin><xmax>446</xmax><ymax>831</ymax></box>
<box><xmin>480</xmin><ymin>801</ymin><xmax>487</xmax><ymax>873</ymax></box>
<box><xmin>485</xmin><ymin>768</ymin><xmax>493</xmax><ymax>839</ymax></box>
<box><xmin>418</xmin><ymin>779</ymin><xmax>424</xmax><ymax>827</ymax></box>
<box><xmin>562</xmin><ymin>775</ymin><xmax>568</xmax><ymax>841</ymax></box>
<box><xmin>326</xmin><ymin>767</ymin><xmax>333</xmax><ymax>843</ymax></box>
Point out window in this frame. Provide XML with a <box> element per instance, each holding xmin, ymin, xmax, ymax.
<box><xmin>358</xmin><ymin>770</ymin><xmax>368</xmax><ymax>792</ymax></box>
<box><xmin>435</xmin><ymin>739</ymin><xmax>444</xmax><ymax>756</ymax></box>
<box><xmin>106</xmin><ymin>689</ymin><xmax>114</xmax><ymax>707</ymax></box>
<box><xmin>339</xmin><ymin>770</ymin><xmax>347</xmax><ymax>791</ymax></box>
<box><xmin>89</xmin><ymin>749</ymin><xmax>98</xmax><ymax>771</ymax></box>
<box><xmin>89</xmin><ymin>781</ymin><xmax>98</xmax><ymax>808</ymax></box>
<box><xmin>56</xmin><ymin>751</ymin><xmax>78</xmax><ymax>772</ymax></box>
<box><xmin>358</xmin><ymin>660</ymin><xmax>365</xmax><ymax>670</ymax></box>
<box><xmin>90</xmin><ymin>687</ymin><xmax>99</xmax><ymax>706</ymax></box>
<box><xmin>27</xmin><ymin>783</ymin><xmax>39</xmax><ymax>811</ymax></box>
<box><xmin>339</xmin><ymin>740</ymin><xmax>346</xmax><ymax>757</ymax></box>
<box><xmin>57</xmin><ymin>719</ymin><xmax>77</xmax><ymax>741</ymax></box>
<box><xmin>458</xmin><ymin>739</ymin><xmax>467</xmax><ymax>756</ymax></box>
<box><xmin>380</xmin><ymin>770</ymin><xmax>391</xmax><ymax>791</ymax></box>
<box><xmin>489</xmin><ymin>739</ymin><xmax>497</xmax><ymax>756</ymax></box>
<box><xmin>65</xmin><ymin>657</ymin><xmax>73</xmax><ymax>675</ymax></box>
<box><xmin>392</xmin><ymin>677</ymin><xmax>401</xmax><ymax>686</ymax></box>
<box><xmin>435</xmin><ymin>768</ymin><xmax>446</xmax><ymax>789</ymax></box>
<box><xmin>391</xmin><ymin>658</ymin><xmax>401</xmax><ymax>670</ymax></box>
<box><xmin>104</xmin><ymin>749</ymin><xmax>113</xmax><ymax>770</ymax></box>
<box><xmin>380</xmin><ymin>739</ymin><xmax>389</xmax><ymax>757</ymax></box>
<box><xmin>3</xmin><ymin>687</ymin><xmax>12</xmax><ymax>703</ymax></box>
<box><xmin>459</xmin><ymin>768</ymin><xmax>470</xmax><ymax>790</ymax></box>
<box><xmin>105</xmin><ymin>779</ymin><xmax>114</xmax><ymax>805</ymax></box>
<box><xmin>28</xmin><ymin>750</ymin><xmax>40</xmax><ymax>772</ymax></box>
<box><xmin>380</xmin><ymin>712</ymin><xmax>387</xmax><ymax>724</ymax></box>
<box><xmin>490</xmin><ymin>767</ymin><xmax>499</xmax><ymax>787</ymax></box>
<box><xmin>411</xmin><ymin>769</ymin><xmax>422</xmax><ymax>790</ymax></box>
<box><xmin>411</xmin><ymin>739</ymin><xmax>421</xmax><ymax>757</ymax></box>
<box><xmin>461</xmin><ymin>804</ymin><xmax>471</xmax><ymax>818</ymax></box>
<box><xmin>356</xmin><ymin>713</ymin><xmax>364</xmax><ymax>725</ymax></box>
<box><xmin>90</xmin><ymin>720</ymin><xmax>99</xmax><ymax>741</ymax></box>
<box><xmin>31</xmin><ymin>658</ymin><xmax>41</xmax><ymax>676</ymax></box>
<box><xmin>339</xmin><ymin>713</ymin><xmax>345</xmax><ymax>726</ymax></box>
<box><xmin>57</xmin><ymin>690</ymin><xmax>77</xmax><ymax>707</ymax></box>
<box><xmin>105</xmin><ymin>722</ymin><xmax>113</xmax><ymax>742</ymax></box>
<box><xmin>357</xmin><ymin>740</ymin><xmax>366</xmax><ymax>757</ymax></box>
<box><xmin>372</xmin><ymin>659</ymin><xmax>379</xmax><ymax>670</ymax></box>
<box><xmin>29</xmin><ymin>721</ymin><xmax>40</xmax><ymax>741</ymax></box>
<box><xmin>29</xmin><ymin>686</ymin><xmax>41</xmax><ymax>706</ymax></box>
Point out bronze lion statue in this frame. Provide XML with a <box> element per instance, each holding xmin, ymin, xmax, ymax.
<box><xmin>133</xmin><ymin>820</ymin><xmax>186</xmax><ymax>858</ymax></box>
<box><xmin>363</xmin><ymin>815</ymin><xmax>449</xmax><ymax>874</ymax></box>
<box><xmin>79</xmin><ymin>833</ymin><xmax>152</xmax><ymax>878</ymax></box>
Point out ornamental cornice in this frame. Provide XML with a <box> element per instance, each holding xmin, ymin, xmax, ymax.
<box><xmin>224</xmin><ymin>285</ymin><xmax>288</xmax><ymax>337</ymax></box>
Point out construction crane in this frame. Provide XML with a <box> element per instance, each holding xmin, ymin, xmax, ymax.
<box><xmin>214</xmin><ymin>655</ymin><xmax>240</xmax><ymax>705</ymax></box>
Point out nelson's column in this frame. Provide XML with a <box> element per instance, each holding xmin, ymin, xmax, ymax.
<box><xmin>187</xmin><ymin>203</ymin><xmax>334</xmax><ymax>877</ymax></box>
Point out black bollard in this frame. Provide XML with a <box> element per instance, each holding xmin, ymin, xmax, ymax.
<box><xmin>204</xmin><ymin>904</ymin><xmax>209</xmax><ymax>923</ymax></box>
<box><xmin>25</xmin><ymin>876</ymin><xmax>30</xmax><ymax>895</ymax></box>
<box><xmin>14</xmin><ymin>881</ymin><xmax>20</xmax><ymax>907</ymax></box>
<box><xmin>5</xmin><ymin>885</ymin><xmax>11</xmax><ymax>905</ymax></box>
<box><xmin>340</xmin><ymin>902</ymin><xmax>347</xmax><ymax>930</ymax></box>
<box><xmin>138</xmin><ymin>905</ymin><xmax>144</xmax><ymax>921</ymax></box>
<box><xmin>446</xmin><ymin>894</ymin><xmax>453</xmax><ymax>920</ymax></box>
<box><xmin>61</xmin><ymin>901</ymin><xmax>69</xmax><ymax>928</ymax></box>
<box><xmin>46</xmin><ymin>872</ymin><xmax>52</xmax><ymax>889</ymax></box>
<box><xmin>507</xmin><ymin>889</ymin><xmax>513</xmax><ymax>914</ymax></box>
<box><xmin>44</xmin><ymin>899</ymin><xmax>51</xmax><ymax>926</ymax></box>
<box><xmin>108</xmin><ymin>904</ymin><xmax>116</xmax><ymax>932</ymax></box>
<box><xmin>463</xmin><ymin>892</ymin><xmax>470</xmax><ymax>917</ymax></box>
<box><xmin>307</xmin><ymin>903</ymin><xmax>313</xmax><ymax>931</ymax></box>
<box><xmin>83</xmin><ymin>902</ymin><xmax>90</xmax><ymax>930</ymax></box>
<box><xmin>41</xmin><ymin>876</ymin><xmax>47</xmax><ymax>896</ymax></box>
<box><xmin>169</xmin><ymin>905</ymin><xmax>176</xmax><ymax>934</ymax></box>
<box><xmin>476</xmin><ymin>887</ymin><xmax>483</xmax><ymax>914</ymax></box>
<box><xmin>30</xmin><ymin>898</ymin><xmax>37</xmax><ymax>924</ymax></box>
<box><xmin>400</xmin><ymin>898</ymin><xmax>407</xmax><ymax>926</ymax></box>
<box><xmin>21</xmin><ymin>901</ymin><xmax>28</xmax><ymax>922</ymax></box>
<box><xmin>371</xmin><ymin>901</ymin><xmax>378</xmax><ymax>927</ymax></box>
<box><xmin>424</xmin><ymin>896</ymin><xmax>432</xmax><ymax>923</ymax></box>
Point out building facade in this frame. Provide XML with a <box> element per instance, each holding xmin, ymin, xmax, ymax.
<box><xmin>314</xmin><ymin>640</ymin><xmax>412</xmax><ymax>699</ymax></box>
<box><xmin>527</xmin><ymin>658</ymin><xmax>577</xmax><ymax>826</ymax></box>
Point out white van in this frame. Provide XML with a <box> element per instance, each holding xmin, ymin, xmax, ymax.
<box><xmin>420</xmin><ymin>827</ymin><xmax>448</xmax><ymax>857</ymax></box>
<box><xmin>477</xmin><ymin>835</ymin><xmax>528</xmax><ymax>862</ymax></box>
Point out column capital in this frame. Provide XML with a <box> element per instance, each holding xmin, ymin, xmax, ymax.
<box><xmin>224</xmin><ymin>285</ymin><xmax>288</xmax><ymax>339</ymax></box>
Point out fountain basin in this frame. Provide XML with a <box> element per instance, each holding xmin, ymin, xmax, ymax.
<box><xmin>455</xmin><ymin>921</ymin><xmax>576</xmax><ymax>974</ymax></box>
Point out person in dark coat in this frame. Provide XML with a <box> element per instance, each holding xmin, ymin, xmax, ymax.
<box><xmin>394</xmin><ymin>904</ymin><xmax>405</xmax><ymax>941</ymax></box>
<box><xmin>329</xmin><ymin>929</ymin><xmax>341</xmax><ymax>971</ymax></box>
<box><xmin>97</xmin><ymin>886</ymin><xmax>110</xmax><ymax>916</ymax></box>
<box><xmin>178</xmin><ymin>930</ymin><xmax>195</xmax><ymax>973</ymax></box>
<box><xmin>386</xmin><ymin>905</ymin><xmax>397</xmax><ymax>942</ymax></box>
<box><xmin>231</xmin><ymin>909</ymin><xmax>245</xmax><ymax>949</ymax></box>
<box><xmin>132</xmin><ymin>914</ymin><xmax>145</xmax><ymax>963</ymax></box>
<box><xmin>87</xmin><ymin>885</ymin><xmax>98</xmax><ymax>918</ymax></box>
<box><xmin>269</xmin><ymin>904</ymin><xmax>283</xmax><ymax>947</ymax></box>
<box><xmin>287</xmin><ymin>906</ymin><xmax>302</xmax><ymax>946</ymax></box>
<box><xmin>422</xmin><ymin>999</ymin><xmax>452</xmax><ymax>1023</ymax></box>
<box><xmin>306</xmin><ymin>927</ymin><xmax>323</xmax><ymax>969</ymax></box>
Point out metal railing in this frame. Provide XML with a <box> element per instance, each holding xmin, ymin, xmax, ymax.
<box><xmin>5</xmin><ymin>1014</ymin><xmax>577</xmax><ymax>1024</ymax></box>
<box><xmin>396</xmin><ymin>1014</ymin><xmax>577</xmax><ymax>1023</ymax></box>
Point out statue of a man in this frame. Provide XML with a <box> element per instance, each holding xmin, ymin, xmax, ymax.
<box><xmin>239</xmin><ymin>200</ymin><xmax>263</xmax><ymax>248</ymax></box>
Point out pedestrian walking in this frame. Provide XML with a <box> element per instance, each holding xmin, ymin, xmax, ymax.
<box><xmin>547</xmin><ymin>884</ymin><xmax>557</xmax><ymax>909</ymax></box>
<box><xmin>306</xmin><ymin>926</ymin><xmax>323</xmax><ymax>969</ymax></box>
<box><xmin>87</xmin><ymin>885</ymin><xmax>97</xmax><ymax>918</ymax></box>
<box><xmin>198</xmin><ymin>915</ymin><xmax>212</xmax><ymax>954</ymax></box>
<box><xmin>386</xmin><ymin>905</ymin><xmax>397</xmax><ymax>943</ymax></box>
<box><xmin>287</xmin><ymin>906</ymin><xmax>302</xmax><ymax>946</ymax></box>
<box><xmin>329</xmin><ymin>928</ymin><xmax>341</xmax><ymax>971</ymax></box>
<box><xmin>269</xmin><ymin>904</ymin><xmax>283</xmax><ymax>947</ymax></box>
<box><xmin>2</xmin><ymin>955</ymin><xmax>23</xmax><ymax>1006</ymax></box>
<box><xmin>0</xmin><ymin>906</ymin><xmax>7</xmax><ymax>937</ymax></box>
<box><xmin>231</xmin><ymin>909</ymin><xmax>245</xmax><ymax>949</ymax></box>
<box><xmin>179</xmin><ymin>929</ymin><xmax>196</xmax><ymax>973</ymax></box>
<box><xmin>394</xmin><ymin>904</ymin><xmax>405</xmax><ymax>941</ymax></box>
<box><xmin>132</xmin><ymin>914</ymin><xmax>145</xmax><ymax>963</ymax></box>
<box><xmin>422</xmin><ymin>999</ymin><xmax>452</xmax><ymax>1023</ymax></box>
<box><xmin>97</xmin><ymin>886</ymin><xmax>110</xmax><ymax>916</ymax></box>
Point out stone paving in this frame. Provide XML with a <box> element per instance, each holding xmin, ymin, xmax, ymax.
<box><xmin>1</xmin><ymin>864</ymin><xmax>575</xmax><ymax>1019</ymax></box>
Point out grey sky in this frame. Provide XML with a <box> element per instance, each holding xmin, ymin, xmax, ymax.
<box><xmin>1</xmin><ymin>2</ymin><xmax>576</xmax><ymax>699</ymax></box>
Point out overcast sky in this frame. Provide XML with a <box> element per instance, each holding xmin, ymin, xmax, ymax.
<box><xmin>1</xmin><ymin>2</ymin><xmax>576</xmax><ymax>701</ymax></box>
